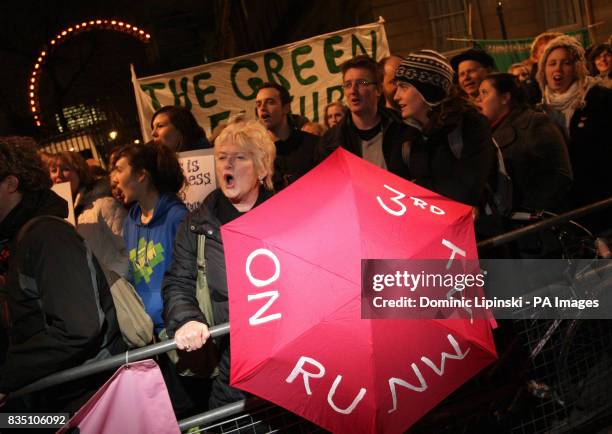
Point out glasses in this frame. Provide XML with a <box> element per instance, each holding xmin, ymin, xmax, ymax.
<box><xmin>341</xmin><ymin>79</ymin><xmax>377</xmax><ymax>90</ymax></box>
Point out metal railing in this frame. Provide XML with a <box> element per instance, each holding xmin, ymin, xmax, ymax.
<box><xmin>477</xmin><ymin>197</ymin><xmax>612</xmax><ymax>251</ymax></box>
<box><xmin>11</xmin><ymin>323</ymin><xmax>230</xmax><ymax>398</ymax></box>
<box><xmin>8</xmin><ymin>197</ymin><xmax>612</xmax><ymax>432</ymax></box>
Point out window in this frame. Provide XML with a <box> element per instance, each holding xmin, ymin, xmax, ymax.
<box><xmin>428</xmin><ymin>0</ymin><xmax>470</xmax><ymax>52</ymax></box>
<box><xmin>543</xmin><ymin>0</ymin><xmax>583</xmax><ymax>29</ymax></box>
<box><xmin>55</xmin><ymin>104</ymin><xmax>107</xmax><ymax>133</ymax></box>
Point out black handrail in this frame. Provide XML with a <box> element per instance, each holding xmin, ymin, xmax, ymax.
<box><xmin>477</xmin><ymin>197</ymin><xmax>612</xmax><ymax>251</ymax></box>
<box><xmin>11</xmin><ymin>323</ymin><xmax>230</xmax><ymax>398</ymax></box>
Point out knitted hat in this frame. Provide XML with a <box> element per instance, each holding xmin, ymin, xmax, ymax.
<box><xmin>536</xmin><ymin>35</ymin><xmax>588</xmax><ymax>92</ymax></box>
<box><xmin>450</xmin><ymin>48</ymin><xmax>496</xmax><ymax>73</ymax></box>
<box><xmin>395</xmin><ymin>50</ymin><xmax>454</xmax><ymax>105</ymax></box>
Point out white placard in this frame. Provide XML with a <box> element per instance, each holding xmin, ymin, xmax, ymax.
<box><xmin>51</xmin><ymin>181</ymin><xmax>76</xmax><ymax>226</ymax></box>
<box><xmin>178</xmin><ymin>148</ymin><xmax>216</xmax><ymax>212</ymax></box>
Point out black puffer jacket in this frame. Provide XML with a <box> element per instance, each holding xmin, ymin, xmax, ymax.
<box><xmin>0</xmin><ymin>190</ymin><xmax>125</xmax><ymax>396</ymax></box>
<box><xmin>163</xmin><ymin>188</ymin><xmax>273</xmax><ymax>408</ymax></box>
<box><xmin>318</xmin><ymin>107</ymin><xmax>417</xmax><ymax>179</ymax></box>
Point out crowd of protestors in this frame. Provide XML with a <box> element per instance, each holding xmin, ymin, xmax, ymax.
<box><xmin>0</xmin><ymin>31</ymin><xmax>610</xmax><ymax>423</ymax></box>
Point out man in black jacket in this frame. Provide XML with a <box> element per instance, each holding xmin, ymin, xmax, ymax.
<box><xmin>318</xmin><ymin>55</ymin><xmax>417</xmax><ymax>179</ymax></box>
<box><xmin>0</xmin><ymin>137</ymin><xmax>125</xmax><ymax>411</ymax></box>
<box><xmin>255</xmin><ymin>82</ymin><xmax>318</xmax><ymax>190</ymax></box>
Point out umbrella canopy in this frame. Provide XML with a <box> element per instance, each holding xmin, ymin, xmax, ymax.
<box><xmin>222</xmin><ymin>148</ymin><xmax>497</xmax><ymax>433</ymax></box>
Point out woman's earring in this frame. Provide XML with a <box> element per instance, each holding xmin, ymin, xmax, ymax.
<box><xmin>259</xmin><ymin>177</ymin><xmax>264</xmax><ymax>185</ymax></box>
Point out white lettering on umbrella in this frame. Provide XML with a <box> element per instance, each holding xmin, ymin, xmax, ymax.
<box><xmin>409</xmin><ymin>196</ymin><xmax>427</xmax><ymax>210</ymax></box>
<box><xmin>441</xmin><ymin>239</ymin><xmax>466</xmax><ymax>270</ymax></box>
<box><xmin>246</xmin><ymin>248</ymin><xmax>281</xmax><ymax>287</ymax></box>
<box><xmin>430</xmin><ymin>205</ymin><xmax>445</xmax><ymax>215</ymax></box>
<box><xmin>388</xmin><ymin>364</ymin><xmax>428</xmax><ymax>413</ymax></box>
<box><xmin>246</xmin><ymin>248</ymin><xmax>282</xmax><ymax>326</ymax></box>
<box><xmin>327</xmin><ymin>375</ymin><xmax>367</xmax><ymax>415</ymax></box>
<box><xmin>377</xmin><ymin>184</ymin><xmax>407</xmax><ymax>216</ymax></box>
<box><xmin>420</xmin><ymin>334</ymin><xmax>471</xmax><ymax>375</ymax></box>
<box><xmin>247</xmin><ymin>291</ymin><xmax>281</xmax><ymax>326</ymax></box>
<box><xmin>286</xmin><ymin>356</ymin><xmax>326</xmax><ymax>395</ymax></box>
<box><xmin>376</xmin><ymin>184</ymin><xmax>447</xmax><ymax>217</ymax></box>
<box><xmin>388</xmin><ymin>333</ymin><xmax>470</xmax><ymax>413</ymax></box>
<box><xmin>408</xmin><ymin>197</ymin><xmax>446</xmax><ymax>215</ymax></box>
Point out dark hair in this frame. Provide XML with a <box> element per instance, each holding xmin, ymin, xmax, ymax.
<box><xmin>151</xmin><ymin>106</ymin><xmax>206</xmax><ymax>151</ymax></box>
<box><xmin>588</xmin><ymin>43</ymin><xmax>612</xmax><ymax>77</ymax></box>
<box><xmin>115</xmin><ymin>142</ymin><xmax>185</xmax><ymax>194</ymax></box>
<box><xmin>483</xmin><ymin>72</ymin><xmax>528</xmax><ymax>110</ymax></box>
<box><xmin>0</xmin><ymin>136</ymin><xmax>51</xmax><ymax>193</ymax></box>
<box><xmin>54</xmin><ymin>151</ymin><xmax>94</xmax><ymax>189</ymax></box>
<box><xmin>341</xmin><ymin>55</ymin><xmax>383</xmax><ymax>85</ymax></box>
<box><xmin>257</xmin><ymin>82</ymin><xmax>291</xmax><ymax>106</ymax></box>
<box><xmin>450</xmin><ymin>48</ymin><xmax>496</xmax><ymax>73</ymax></box>
<box><xmin>377</xmin><ymin>54</ymin><xmax>401</xmax><ymax>70</ymax></box>
<box><xmin>426</xmin><ymin>96</ymin><xmax>467</xmax><ymax>133</ymax></box>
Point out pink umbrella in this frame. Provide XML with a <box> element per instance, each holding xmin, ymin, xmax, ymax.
<box><xmin>222</xmin><ymin>148</ymin><xmax>497</xmax><ymax>433</ymax></box>
<box><xmin>58</xmin><ymin>360</ymin><xmax>179</xmax><ymax>434</ymax></box>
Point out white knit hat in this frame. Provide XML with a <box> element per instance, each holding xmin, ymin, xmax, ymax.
<box><xmin>536</xmin><ymin>35</ymin><xmax>588</xmax><ymax>92</ymax></box>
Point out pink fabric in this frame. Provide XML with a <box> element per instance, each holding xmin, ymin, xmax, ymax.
<box><xmin>57</xmin><ymin>359</ymin><xmax>180</xmax><ymax>434</ymax></box>
<box><xmin>222</xmin><ymin>148</ymin><xmax>497</xmax><ymax>434</ymax></box>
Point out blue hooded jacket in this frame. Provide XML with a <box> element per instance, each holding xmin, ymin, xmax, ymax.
<box><xmin>123</xmin><ymin>193</ymin><xmax>187</xmax><ymax>332</ymax></box>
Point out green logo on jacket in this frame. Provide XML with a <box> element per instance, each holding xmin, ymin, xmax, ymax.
<box><xmin>129</xmin><ymin>237</ymin><xmax>165</xmax><ymax>284</ymax></box>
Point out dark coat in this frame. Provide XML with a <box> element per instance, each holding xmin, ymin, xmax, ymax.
<box><xmin>543</xmin><ymin>85</ymin><xmax>612</xmax><ymax>231</ymax></box>
<box><xmin>409</xmin><ymin>101</ymin><xmax>497</xmax><ymax>207</ymax></box>
<box><xmin>317</xmin><ymin>107</ymin><xmax>417</xmax><ymax>180</ymax></box>
<box><xmin>0</xmin><ymin>190</ymin><xmax>125</xmax><ymax>397</ymax></box>
<box><xmin>566</xmin><ymin>85</ymin><xmax>612</xmax><ymax>208</ymax></box>
<box><xmin>273</xmin><ymin>129</ymin><xmax>318</xmax><ymax>191</ymax></box>
<box><xmin>163</xmin><ymin>188</ymin><xmax>273</xmax><ymax>408</ymax></box>
<box><xmin>493</xmin><ymin>108</ymin><xmax>573</xmax><ymax>212</ymax></box>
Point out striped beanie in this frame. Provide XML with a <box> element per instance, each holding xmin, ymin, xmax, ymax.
<box><xmin>395</xmin><ymin>50</ymin><xmax>454</xmax><ymax>105</ymax></box>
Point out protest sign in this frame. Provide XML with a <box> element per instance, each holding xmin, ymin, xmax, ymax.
<box><xmin>51</xmin><ymin>181</ymin><xmax>76</xmax><ymax>225</ymax></box>
<box><xmin>473</xmin><ymin>28</ymin><xmax>589</xmax><ymax>73</ymax></box>
<box><xmin>178</xmin><ymin>148</ymin><xmax>216</xmax><ymax>212</ymax></box>
<box><xmin>132</xmin><ymin>19</ymin><xmax>389</xmax><ymax>140</ymax></box>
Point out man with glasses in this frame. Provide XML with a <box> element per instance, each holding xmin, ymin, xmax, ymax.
<box><xmin>450</xmin><ymin>49</ymin><xmax>496</xmax><ymax>102</ymax></box>
<box><xmin>318</xmin><ymin>55</ymin><xmax>416</xmax><ymax>179</ymax></box>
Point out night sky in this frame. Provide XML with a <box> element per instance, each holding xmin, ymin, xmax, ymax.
<box><xmin>0</xmin><ymin>0</ymin><xmax>367</xmax><ymax>139</ymax></box>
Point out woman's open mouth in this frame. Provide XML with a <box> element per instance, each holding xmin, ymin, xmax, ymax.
<box><xmin>224</xmin><ymin>173</ymin><xmax>235</xmax><ymax>188</ymax></box>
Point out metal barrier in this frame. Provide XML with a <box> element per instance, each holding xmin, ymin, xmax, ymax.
<box><xmin>477</xmin><ymin>197</ymin><xmax>612</xmax><ymax>251</ymax></box>
<box><xmin>11</xmin><ymin>323</ymin><xmax>230</xmax><ymax>398</ymax></box>
<box><xmin>8</xmin><ymin>198</ymin><xmax>612</xmax><ymax>432</ymax></box>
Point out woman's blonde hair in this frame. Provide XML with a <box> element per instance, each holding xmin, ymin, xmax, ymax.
<box><xmin>536</xmin><ymin>35</ymin><xmax>588</xmax><ymax>93</ymax></box>
<box><xmin>214</xmin><ymin>120</ymin><xmax>276</xmax><ymax>191</ymax></box>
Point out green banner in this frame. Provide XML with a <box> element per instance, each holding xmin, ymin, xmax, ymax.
<box><xmin>473</xmin><ymin>28</ymin><xmax>590</xmax><ymax>73</ymax></box>
<box><xmin>132</xmin><ymin>20</ymin><xmax>389</xmax><ymax>139</ymax></box>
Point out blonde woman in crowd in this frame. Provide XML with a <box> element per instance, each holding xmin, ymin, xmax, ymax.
<box><xmin>163</xmin><ymin>120</ymin><xmax>276</xmax><ymax>409</ymax></box>
<box><xmin>537</xmin><ymin>35</ymin><xmax>612</xmax><ymax>232</ymax></box>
